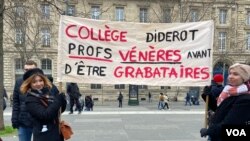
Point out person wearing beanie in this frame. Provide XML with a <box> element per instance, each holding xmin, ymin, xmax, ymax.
<box><xmin>200</xmin><ymin>63</ymin><xmax>250</xmax><ymax>141</ymax></box>
<box><xmin>201</xmin><ymin>74</ymin><xmax>224</xmax><ymax>112</ymax></box>
<box><xmin>217</xmin><ymin>63</ymin><xmax>250</xmax><ymax>106</ymax></box>
<box><xmin>11</xmin><ymin>60</ymin><xmax>37</xmax><ymax>141</ymax></box>
<box><xmin>213</xmin><ymin>74</ymin><xmax>224</xmax><ymax>84</ymax></box>
<box><xmin>20</xmin><ymin>68</ymin><xmax>67</xmax><ymax>141</ymax></box>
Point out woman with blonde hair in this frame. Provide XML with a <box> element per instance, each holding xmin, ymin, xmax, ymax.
<box><xmin>20</xmin><ymin>68</ymin><xmax>66</xmax><ymax>141</ymax></box>
<box><xmin>200</xmin><ymin>63</ymin><xmax>250</xmax><ymax>141</ymax></box>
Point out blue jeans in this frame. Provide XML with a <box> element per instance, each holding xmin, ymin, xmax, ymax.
<box><xmin>18</xmin><ymin>126</ymin><xmax>32</xmax><ymax>141</ymax></box>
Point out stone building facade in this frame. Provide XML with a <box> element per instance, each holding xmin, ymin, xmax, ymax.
<box><xmin>3</xmin><ymin>0</ymin><xmax>250</xmax><ymax>103</ymax></box>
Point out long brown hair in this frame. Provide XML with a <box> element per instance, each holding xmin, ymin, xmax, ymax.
<box><xmin>20</xmin><ymin>73</ymin><xmax>52</xmax><ymax>94</ymax></box>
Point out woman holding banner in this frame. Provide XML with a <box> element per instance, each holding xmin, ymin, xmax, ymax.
<box><xmin>20</xmin><ymin>68</ymin><xmax>67</xmax><ymax>141</ymax></box>
<box><xmin>200</xmin><ymin>63</ymin><xmax>250</xmax><ymax>141</ymax></box>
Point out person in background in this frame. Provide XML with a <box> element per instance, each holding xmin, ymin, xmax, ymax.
<box><xmin>200</xmin><ymin>63</ymin><xmax>250</xmax><ymax>141</ymax></box>
<box><xmin>47</xmin><ymin>76</ymin><xmax>59</xmax><ymax>96</ymax></box>
<box><xmin>185</xmin><ymin>92</ymin><xmax>192</xmax><ymax>106</ymax></box>
<box><xmin>11</xmin><ymin>60</ymin><xmax>37</xmax><ymax>141</ymax></box>
<box><xmin>90</xmin><ymin>94</ymin><xmax>94</xmax><ymax>111</ymax></box>
<box><xmin>148</xmin><ymin>92</ymin><xmax>152</xmax><ymax>103</ymax></box>
<box><xmin>202</xmin><ymin>74</ymin><xmax>224</xmax><ymax>112</ymax></box>
<box><xmin>158</xmin><ymin>93</ymin><xmax>165</xmax><ymax>110</ymax></box>
<box><xmin>201</xmin><ymin>74</ymin><xmax>224</xmax><ymax>141</ymax></box>
<box><xmin>3</xmin><ymin>88</ymin><xmax>8</xmax><ymax>111</ymax></box>
<box><xmin>163</xmin><ymin>94</ymin><xmax>170</xmax><ymax>110</ymax></box>
<box><xmin>67</xmin><ymin>83</ymin><xmax>82</xmax><ymax>114</ymax></box>
<box><xmin>79</xmin><ymin>94</ymin><xmax>85</xmax><ymax>111</ymax></box>
<box><xmin>117</xmin><ymin>92</ymin><xmax>123</xmax><ymax>108</ymax></box>
<box><xmin>85</xmin><ymin>95</ymin><xmax>93</xmax><ymax>111</ymax></box>
<box><xmin>21</xmin><ymin>68</ymin><xmax>66</xmax><ymax>141</ymax></box>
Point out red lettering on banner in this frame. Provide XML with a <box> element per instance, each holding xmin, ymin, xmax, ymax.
<box><xmin>113</xmin><ymin>66</ymin><xmax>209</xmax><ymax>79</ymax></box>
<box><xmin>65</xmin><ymin>24</ymin><xmax>127</xmax><ymax>42</ymax></box>
<box><xmin>66</xmin><ymin>25</ymin><xmax>77</xmax><ymax>38</ymax></box>
<box><xmin>119</xmin><ymin>46</ymin><xmax>181</xmax><ymax>63</ymax></box>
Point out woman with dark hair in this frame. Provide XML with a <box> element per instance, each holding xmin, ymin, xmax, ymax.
<box><xmin>200</xmin><ymin>63</ymin><xmax>250</xmax><ymax>141</ymax></box>
<box><xmin>20</xmin><ymin>68</ymin><xmax>67</xmax><ymax>141</ymax></box>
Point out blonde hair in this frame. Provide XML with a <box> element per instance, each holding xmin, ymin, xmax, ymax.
<box><xmin>20</xmin><ymin>73</ymin><xmax>52</xmax><ymax>94</ymax></box>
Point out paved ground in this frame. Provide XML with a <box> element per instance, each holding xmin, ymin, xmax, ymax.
<box><xmin>1</xmin><ymin>100</ymin><xmax>208</xmax><ymax>141</ymax></box>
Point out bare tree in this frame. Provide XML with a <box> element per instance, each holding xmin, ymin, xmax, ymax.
<box><xmin>3</xmin><ymin>0</ymin><xmax>61</xmax><ymax>63</ymax></box>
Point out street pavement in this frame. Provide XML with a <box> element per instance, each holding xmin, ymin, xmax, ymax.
<box><xmin>1</xmin><ymin>100</ymin><xmax>208</xmax><ymax>141</ymax></box>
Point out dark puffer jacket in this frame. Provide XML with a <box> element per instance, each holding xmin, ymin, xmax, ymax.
<box><xmin>11</xmin><ymin>77</ymin><xmax>60</xmax><ymax>128</ymax></box>
<box><xmin>206</xmin><ymin>94</ymin><xmax>250</xmax><ymax>141</ymax></box>
<box><xmin>25</xmin><ymin>89</ymin><xmax>67</xmax><ymax>141</ymax></box>
<box><xmin>201</xmin><ymin>83</ymin><xmax>224</xmax><ymax>111</ymax></box>
<box><xmin>11</xmin><ymin>77</ymin><xmax>33</xmax><ymax>128</ymax></box>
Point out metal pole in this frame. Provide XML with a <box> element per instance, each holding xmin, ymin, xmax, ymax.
<box><xmin>204</xmin><ymin>95</ymin><xmax>209</xmax><ymax>128</ymax></box>
<box><xmin>223</xmin><ymin>61</ymin><xmax>225</xmax><ymax>85</ymax></box>
<box><xmin>102</xmin><ymin>84</ymin><xmax>103</xmax><ymax>105</ymax></box>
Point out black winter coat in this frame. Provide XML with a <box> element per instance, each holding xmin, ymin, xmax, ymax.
<box><xmin>11</xmin><ymin>77</ymin><xmax>33</xmax><ymax>128</ymax></box>
<box><xmin>207</xmin><ymin>94</ymin><xmax>250</xmax><ymax>141</ymax></box>
<box><xmin>11</xmin><ymin>77</ymin><xmax>60</xmax><ymax>129</ymax></box>
<box><xmin>25</xmin><ymin>89</ymin><xmax>67</xmax><ymax>141</ymax></box>
<box><xmin>201</xmin><ymin>84</ymin><xmax>224</xmax><ymax>111</ymax></box>
<box><xmin>67</xmin><ymin>83</ymin><xmax>80</xmax><ymax>99</ymax></box>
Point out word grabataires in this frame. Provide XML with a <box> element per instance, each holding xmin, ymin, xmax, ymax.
<box><xmin>114</xmin><ymin>65</ymin><xmax>209</xmax><ymax>79</ymax></box>
<box><xmin>146</xmin><ymin>29</ymin><xmax>199</xmax><ymax>42</ymax></box>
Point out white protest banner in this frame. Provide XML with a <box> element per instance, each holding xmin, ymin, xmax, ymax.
<box><xmin>57</xmin><ymin>15</ymin><xmax>214</xmax><ymax>86</ymax></box>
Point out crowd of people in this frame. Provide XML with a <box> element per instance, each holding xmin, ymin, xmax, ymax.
<box><xmin>2</xmin><ymin>59</ymin><xmax>250</xmax><ymax>141</ymax></box>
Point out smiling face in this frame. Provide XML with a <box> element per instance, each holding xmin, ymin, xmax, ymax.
<box><xmin>228</xmin><ymin>68</ymin><xmax>244</xmax><ymax>86</ymax></box>
<box><xmin>30</xmin><ymin>75</ymin><xmax>45</xmax><ymax>90</ymax></box>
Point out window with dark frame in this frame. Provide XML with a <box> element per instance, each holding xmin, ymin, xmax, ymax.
<box><xmin>115</xmin><ymin>7</ymin><xmax>124</xmax><ymax>21</ymax></box>
<box><xmin>91</xmin><ymin>84</ymin><xmax>102</xmax><ymax>89</ymax></box>
<box><xmin>139</xmin><ymin>8</ymin><xmax>148</xmax><ymax>23</ymax></box>
<box><xmin>67</xmin><ymin>5</ymin><xmax>76</xmax><ymax>16</ymax></box>
<box><xmin>15</xmin><ymin>4</ymin><xmax>24</xmax><ymax>18</ymax></box>
<box><xmin>138</xmin><ymin>85</ymin><xmax>148</xmax><ymax>89</ymax></box>
<box><xmin>91</xmin><ymin>6</ymin><xmax>100</xmax><ymax>19</ymax></box>
<box><xmin>41</xmin><ymin>59</ymin><xmax>52</xmax><ymax>70</ymax></box>
<box><xmin>164</xmin><ymin>8</ymin><xmax>171</xmax><ymax>23</ymax></box>
<box><xmin>41</xmin><ymin>59</ymin><xmax>52</xmax><ymax>77</ymax></box>
<box><xmin>160</xmin><ymin>86</ymin><xmax>171</xmax><ymax>89</ymax></box>
<box><xmin>219</xmin><ymin>9</ymin><xmax>227</xmax><ymax>24</ymax></box>
<box><xmin>246</xmin><ymin>32</ymin><xmax>250</xmax><ymax>50</ymax></box>
<box><xmin>115</xmin><ymin>84</ymin><xmax>125</xmax><ymax>89</ymax></box>
<box><xmin>41</xmin><ymin>4</ymin><xmax>50</xmax><ymax>20</ymax></box>
<box><xmin>247</xmin><ymin>11</ymin><xmax>250</xmax><ymax>25</ymax></box>
<box><xmin>218</xmin><ymin>32</ymin><xmax>226</xmax><ymax>51</ymax></box>
<box><xmin>190</xmin><ymin>9</ymin><xmax>199</xmax><ymax>22</ymax></box>
<box><xmin>41</xmin><ymin>28</ymin><xmax>50</xmax><ymax>47</ymax></box>
<box><xmin>15</xmin><ymin>28</ymin><xmax>24</xmax><ymax>45</ymax></box>
<box><xmin>15</xmin><ymin>58</ymin><xmax>24</xmax><ymax>81</ymax></box>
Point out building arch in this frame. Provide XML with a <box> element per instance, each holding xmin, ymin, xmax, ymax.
<box><xmin>213</xmin><ymin>57</ymin><xmax>233</xmax><ymax>85</ymax></box>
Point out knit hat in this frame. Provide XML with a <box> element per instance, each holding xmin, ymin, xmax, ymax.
<box><xmin>213</xmin><ymin>74</ymin><xmax>224</xmax><ymax>83</ymax></box>
<box><xmin>23</xmin><ymin>68</ymin><xmax>44</xmax><ymax>81</ymax></box>
<box><xmin>229</xmin><ymin>63</ymin><xmax>250</xmax><ymax>82</ymax></box>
